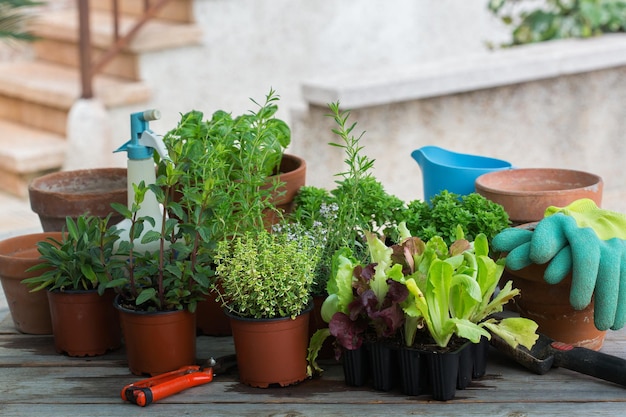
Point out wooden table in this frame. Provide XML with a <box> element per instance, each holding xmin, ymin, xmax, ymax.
<box><xmin>2</xmin><ymin>311</ymin><xmax>626</xmax><ymax>417</ymax></box>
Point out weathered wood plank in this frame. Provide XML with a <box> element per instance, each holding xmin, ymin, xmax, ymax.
<box><xmin>3</xmin><ymin>310</ymin><xmax>626</xmax><ymax>416</ymax></box>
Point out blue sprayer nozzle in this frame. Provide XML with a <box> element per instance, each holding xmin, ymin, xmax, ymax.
<box><xmin>114</xmin><ymin>109</ymin><xmax>168</xmax><ymax>160</ymax></box>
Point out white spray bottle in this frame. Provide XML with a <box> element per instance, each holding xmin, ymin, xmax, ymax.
<box><xmin>114</xmin><ymin>109</ymin><xmax>169</xmax><ymax>253</ymax></box>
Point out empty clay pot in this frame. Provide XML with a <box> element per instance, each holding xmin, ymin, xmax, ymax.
<box><xmin>28</xmin><ymin>168</ymin><xmax>127</xmax><ymax>232</ymax></box>
<box><xmin>475</xmin><ymin>168</ymin><xmax>603</xmax><ymax>224</ymax></box>
<box><xmin>0</xmin><ymin>232</ymin><xmax>63</xmax><ymax>334</ymax></box>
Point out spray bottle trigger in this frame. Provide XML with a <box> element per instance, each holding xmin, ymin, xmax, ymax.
<box><xmin>139</xmin><ymin>130</ymin><xmax>170</xmax><ymax>161</ymax></box>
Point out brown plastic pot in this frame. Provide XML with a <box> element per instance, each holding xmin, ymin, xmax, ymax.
<box><xmin>47</xmin><ymin>289</ymin><xmax>121</xmax><ymax>357</ymax></box>
<box><xmin>0</xmin><ymin>232</ymin><xmax>63</xmax><ymax>334</ymax></box>
<box><xmin>28</xmin><ymin>168</ymin><xmax>127</xmax><ymax>232</ymax></box>
<box><xmin>115</xmin><ymin>297</ymin><xmax>197</xmax><ymax>376</ymax></box>
<box><xmin>196</xmin><ymin>289</ymin><xmax>231</xmax><ymax>336</ymax></box>
<box><xmin>475</xmin><ymin>168</ymin><xmax>603</xmax><ymax>224</ymax></box>
<box><xmin>226</xmin><ymin>304</ymin><xmax>312</xmax><ymax>388</ymax></box>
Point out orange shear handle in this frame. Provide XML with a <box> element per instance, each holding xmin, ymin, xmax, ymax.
<box><xmin>121</xmin><ymin>365</ymin><xmax>214</xmax><ymax>406</ymax></box>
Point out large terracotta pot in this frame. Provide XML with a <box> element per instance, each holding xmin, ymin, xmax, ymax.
<box><xmin>0</xmin><ymin>232</ymin><xmax>63</xmax><ymax>334</ymax></box>
<box><xmin>226</xmin><ymin>304</ymin><xmax>312</xmax><ymax>388</ymax></box>
<box><xmin>47</xmin><ymin>289</ymin><xmax>121</xmax><ymax>357</ymax></box>
<box><xmin>502</xmin><ymin>223</ymin><xmax>606</xmax><ymax>350</ymax></box>
<box><xmin>28</xmin><ymin>168</ymin><xmax>127</xmax><ymax>232</ymax></box>
<box><xmin>475</xmin><ymin>168</ymin><xmax>603</xmax><ymax>224</ymax></box>
<box><xmin>503</xmin><ymin>264</ymin><xmax>606</xmax><ymax>351</ymax></box>
<box><xmin>115</xmin><ymin>298</ymin><xmax>197</xmax><ymax>376</ymax></box>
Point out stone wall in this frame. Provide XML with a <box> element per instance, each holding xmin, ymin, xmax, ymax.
<box><xmin>289</xmin><ymin>36</ymin><xmax>626</xmax><ymax>205</ymax></box>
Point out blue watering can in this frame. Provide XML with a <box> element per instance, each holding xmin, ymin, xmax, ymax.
<box><xmin>411</xmin><ymin>146</ymin><xmax>512</xmax><ymax>202</ymax></box>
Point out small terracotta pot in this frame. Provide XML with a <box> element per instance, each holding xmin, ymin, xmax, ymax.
<box><xmin>28</xmin><ymin>168</ymin><xmax>127</xmax><ymax>232</ymax></box>
<box><xmin>0</xmin><ymin>232</ymin><xmax>63</xmax><ymax>334</ymax></box>
<box><xmin>115</xmin><ymin>298</ymin><xmax>197</xmax><ymax>376</ymax></box>
<box><xmin>262</xmin><ymin>153</ymin><xmax>306</xmax><ymax>226</ymax></box>
<box><xmin>226</xmin><ymin>304</ymin><xmax>312</xmax><ymax>388</ymax></box>
<box><xmin>475</xmin><ymin>168</ymin><xmax>603</xmax><ymax>224</ymax></box>
<box><xmin>47</xmin><ymin>289</ymin><xmax>121</xmax><ymax>357</ymax></box>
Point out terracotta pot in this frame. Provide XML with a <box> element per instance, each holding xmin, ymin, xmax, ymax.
<box><xmin>226</xmin><ymin>304</ymin><xmax>312</xmax><ymax>388</ymax></box>
<box><xmin>475</xmin><ymin>168</ymin><xmax>603</xmax><ymax>224</ymax></box>
<box><xmin>502</xmin><ymin>223</ymin><xmax>606</xmax><ymax>350</ymax></box>
<box><xmin>28</xmin><ymin>168</ymin><xmax>127</xmax><ymax>232</ymax></box>
<box><xmin>263</xmin><ymin>153</ymin><xmax>306</xmax><ymax>226</ymax></box>
<box><xmin>0</xmin><ymin>232</ymin><xmax>63</xmax><ymax>334</ymax></box>
<box><xmin>47</xmin><ymin>289</ymin><xmax>121</xmax><ymax>357</ymax></box>
<box><xmin>503</xmin><ymin>265</ymin><xmax>606</xmax><ymax>351</ymax></box>
<box><xmin>115</xmin><ymin>298</ymin><xmax>197</xmax><ymax>376</ymax></box>
<box><xmin>196</xmin><ymin>289</ymin><xmax>231</xmax><ymax>336</ymax></box>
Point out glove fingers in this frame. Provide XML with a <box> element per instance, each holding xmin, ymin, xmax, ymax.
<box><xmin>592</xmin><ymin>240</ymin><xmax>620</xmax><ymax>331</ymax></box>
<box><xmin>565</xmin><ymin>226</ymin><xmax>600</xmax><ymax>311</ymax></box>
<box><xmin>504</xmin><ymin>241</ymin><xmax>533</xmax><ymax>271</ymax></box>
<box><xmin>610</xmin><ymin>248</ymin><xmax>626</xmax><ymax>330</ymax></box>
<box><xmin>529</xmin><ymin>214</ymin><xmax>570</xmax><ymax>264</ymax></box>
<box><xmin>544</xmin><ymin>245</ymin><xmax>572</xmax><ymax>285</ymax></box>
<box><xmin>492</xmin><ymin>228</ymin><xmax>533</xmax><ymax>253</ymax></box>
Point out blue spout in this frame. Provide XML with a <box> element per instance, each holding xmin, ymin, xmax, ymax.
<box><xmin>411</xmin><ymin>146</ymin><xmax>512</xmax><ymax>202</ymax></box>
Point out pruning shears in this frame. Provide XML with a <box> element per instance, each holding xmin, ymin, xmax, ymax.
<box><xmin>121</xmin><ymin>355</ymin><xmax>236</xmax><ymax>406</ymax></box>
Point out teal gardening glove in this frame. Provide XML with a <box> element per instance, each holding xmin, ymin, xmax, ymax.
<box><xmin>492</xmin><ymin>199</ymin><xmax>626</xmax><ymax>331</ymax></box>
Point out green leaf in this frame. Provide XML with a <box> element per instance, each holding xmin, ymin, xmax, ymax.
<box><xmin>136</xmin><ymin>288</ymin><xmax>157</xmax><ymax>306</ymax></box>
<box><xmin>483</xmin><ymin>317</ymin><xmax>539</xmax><ymax>350</ymax></box>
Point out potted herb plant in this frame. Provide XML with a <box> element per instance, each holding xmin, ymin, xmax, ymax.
<box><xmin>22</xmin><ymin>215</ymin><xmax>124</xmax><ymax>357</ymax></box>
<box><xmin>162</xmin><ymin>89</ymin><xmax>306</xmax><ymax>336</ymax></box>
<box><xmin>214</xmin><ymin>226</ymin><xmax>320</xmax><ymax>388</ymax></box>
<box><xmin>110</xmin><ymin>166</ymin><xmax>213</xmax><ymax>376</ymax></box>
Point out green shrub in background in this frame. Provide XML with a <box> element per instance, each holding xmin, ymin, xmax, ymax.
<box><xmin>488</xmin><ymin>0</ymin><xmax>626</xmax><ymax>46</ymax></box>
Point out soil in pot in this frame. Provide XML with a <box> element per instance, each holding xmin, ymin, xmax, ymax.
<box><xmin>226</xmin><ymin>305</ymin><xmax>311</xmax><ymax>388</ymax></box>
<box><xmin>0</xmin><ymin>232</ymin><xmax>63</xmax><ymax>334</ymax></box>
<box><xmin>47</xmin><ymin>289</ymin><xmax>121</xmax><ymax>357</ymax></box>
<box><xmin>28</xmin><ymin>168</ymin><xmax>127</xmax><ymax>232</ymax></box>
<box><xmin>115</xmin><ymin>298</ymin><xmax>197</xmax><ymax>376</ymax></box>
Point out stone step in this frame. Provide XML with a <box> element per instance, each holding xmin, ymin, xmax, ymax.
<box><xmin>33</xmin><ymin>38</ymin><xmax>141</xmax><ymax>81</ymax></box>
<box><xmin>0</xmin><ymin>60</ymin><xmax>151</xmax><ymax>113</ymax></box>
<box><xmin>89</xmin><ymin>0</ymin><xmax>195</xmax><ymax>24</ymax></box>
<box><xmin>31</xmin><ymin>8</ymin><xmax>202</xmax><ymax>54</ymax></box>
<box><xmin>0</xmin><ymin>119</ymin><xmax>67</xmax><ymax>198</ymax></box>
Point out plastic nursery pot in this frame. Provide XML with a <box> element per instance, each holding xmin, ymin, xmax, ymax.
<box><xmin>115</xmin><ymin>297</ymin><xmax>197</xmax><ymax>376</ymax></box>
<box><xmin>422</xmin><ymin>342</ymin><xmax>471</xmax><ymax>402</ymax></box>
<box><xmin>398</xmin><ymin>346</ymin><xmax>429</xmax><ymax>396</ymax></box>
<box><xmin>475</xmin><ymin>168</ymin><xmax>603</xmax><ymax>224</ymax></box>
<box><xmin>226</xmin><ymin>304</ymin><xmax>312</xmax><ymax>388</ymax></box>
<box><xmin>366</xmin><ymin>340</ymin><xmax>399</xmax><ymax>392</ymax></box>
<box><xmin>47</xmin><ymin>289</ymin><xmax>121</xmax><ymax>357</ymax></box>
<box><xmin>0</xmin><ymin>232</ymin><xmax>63</xmax><ymax>334</ymax></box>
<box><xmin>342</xmin><ymin>345</ymin><xmax>370</xmax><ymax>387</ymax></box>
<box><xmin>28</xmin><ymin>168</ymin><xmax>127</xmax><ymax>232</ymax></box>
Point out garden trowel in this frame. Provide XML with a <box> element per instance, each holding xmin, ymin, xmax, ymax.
<box><xmin>490</xmin><ymin>330</ymin><xmax>626</xmax><ymax>387</ymax></box>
